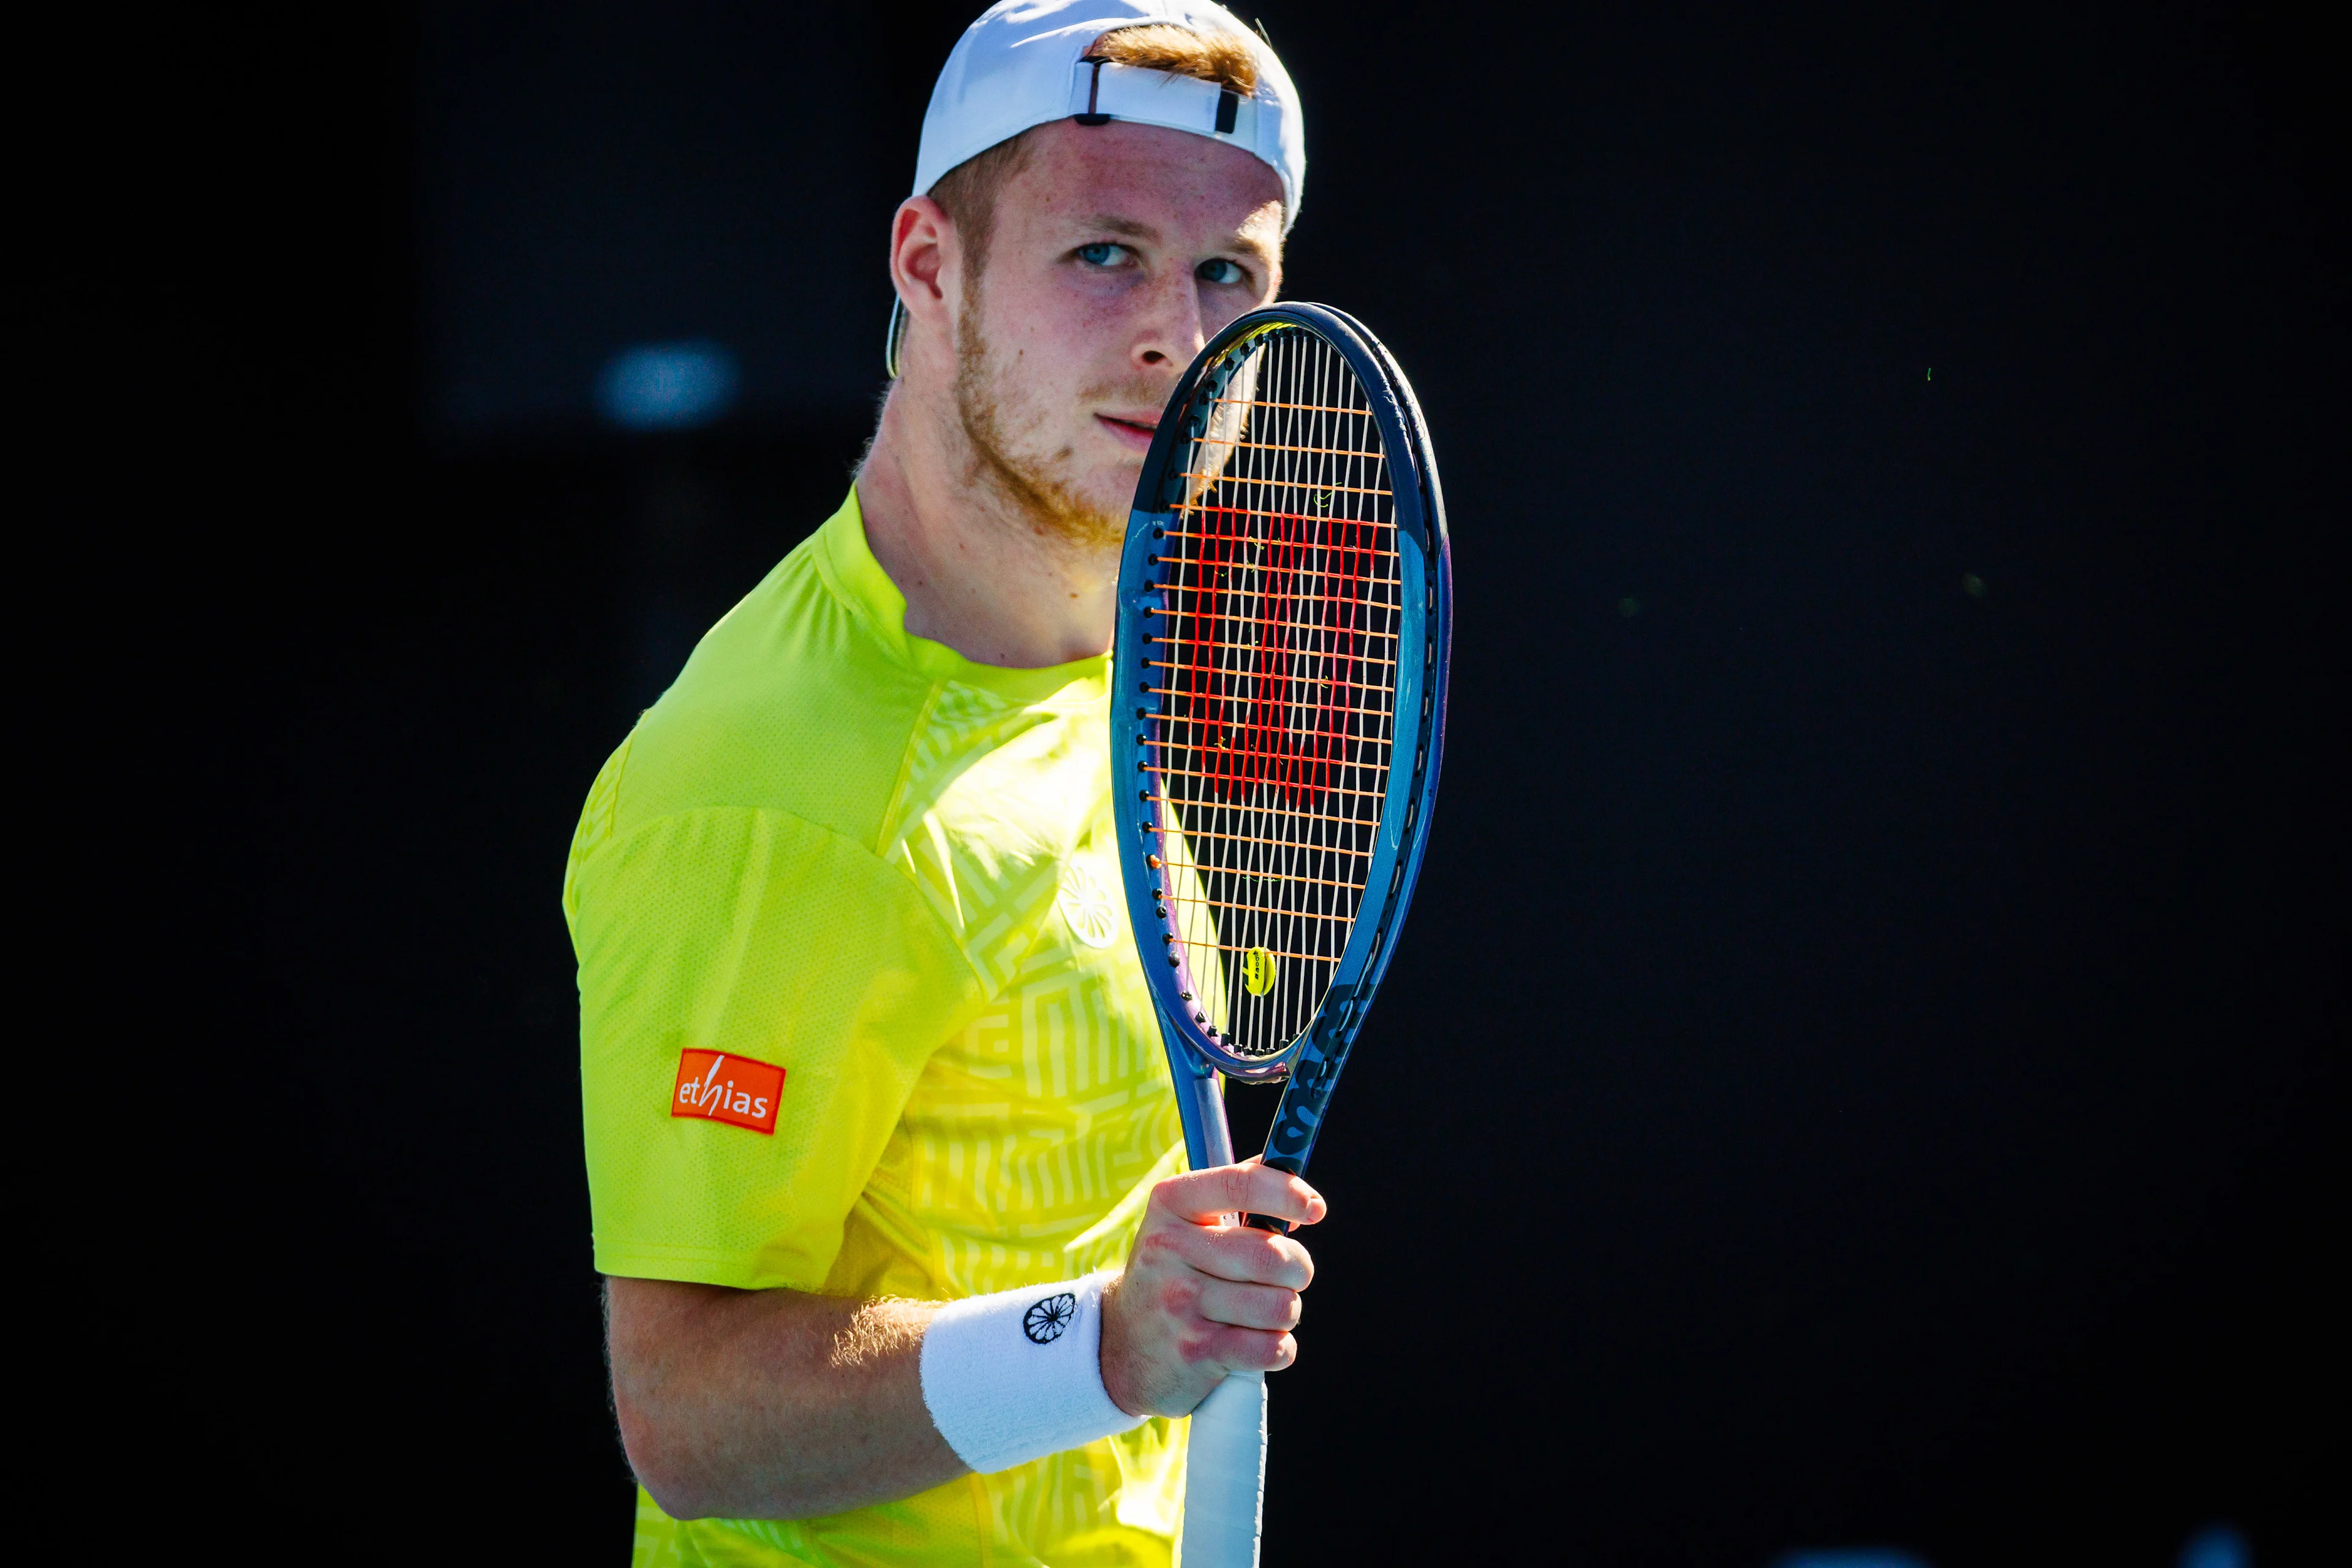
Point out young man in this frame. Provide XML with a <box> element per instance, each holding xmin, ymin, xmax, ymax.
<box><xmin>565</xmin><ymin>4</ymin><xmax>1327</xmax><ymax>1561</ymax></box>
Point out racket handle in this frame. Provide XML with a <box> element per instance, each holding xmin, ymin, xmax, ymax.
<box><xmin>1181</xmin><ymin>1370</ymin><xmax>1267</xmax><ymax>1568</ymax></box>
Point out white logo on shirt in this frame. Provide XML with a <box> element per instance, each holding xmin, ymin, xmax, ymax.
<box><xmin>1056</xmin><ymin>862</ymin><xmax>1119</xmax><ymax>949</ymax></box>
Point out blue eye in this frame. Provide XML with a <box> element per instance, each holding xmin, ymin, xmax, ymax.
<box><xmin>1077</xmin><ymin>242</ymin><xmax>1129</xmax><ymax>267</ymax></box>
<box><xmin>1197</xmin><ymin>258</ymin><xmax>1246</xmax><ymax>285</ymax></box>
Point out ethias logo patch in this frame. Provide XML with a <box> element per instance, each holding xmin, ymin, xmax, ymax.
<box><xmin>671</xmin><ymin>1050</ymin><xmax>785</xmax><ymax>1135</ymax></box>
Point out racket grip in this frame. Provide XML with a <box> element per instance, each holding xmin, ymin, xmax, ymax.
<box><xmin>1181</xmin><ymin>1370</ymin><xmax>1267</xmax><ymax>1568</ymax></box>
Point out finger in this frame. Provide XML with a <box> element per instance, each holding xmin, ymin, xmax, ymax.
<box><xmin>1155</xmin><ymin>1163</ymin><xmax>1327</xmax><ymax>1228</ymax></box>
<box><xmin>1188</xmin><ymin>1324</ymin><xmax>1296</xmax><ymax>1376</ymax></box>
<box><xmin>1160</xmin><ymin>1218</ymin><xmax>1314</xmax><ymax>1289</ymax></box>
<box><xmin>1194</xmin><ymin>1278</ymin><xmax>1302</xmax><ymax>1333</ymax></box>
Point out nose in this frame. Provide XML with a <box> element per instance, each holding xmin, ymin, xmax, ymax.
<box><xmin>1132</xmin><ymin>265</ymin><xmax>1207</xmax><ymax>373</ymax></box>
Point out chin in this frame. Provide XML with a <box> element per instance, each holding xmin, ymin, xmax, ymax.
<box><xmin>1066</xmin><ymin>443</ymin><xmax>1140</xmax><ymax>494</ymax></box>
<box><xmin>1082</xmin><ymin>470</ymin><xmax>1143</xmax><ymax>521</ymax></box>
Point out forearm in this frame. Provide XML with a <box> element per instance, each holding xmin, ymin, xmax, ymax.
<box><xmin>606</xmin><ymin>1276</ymin><xmax>964</xmax><ymax>1520</ymax></box>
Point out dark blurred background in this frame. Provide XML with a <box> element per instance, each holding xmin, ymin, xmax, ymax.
<box><xmin>93</xmin><ymin>2</ymin><xmax>2339</xmax><ymax>1564</ymax></box>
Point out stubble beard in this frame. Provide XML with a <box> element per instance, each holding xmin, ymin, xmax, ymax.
<box><xmin>952</xmin><ymin>308</ymin><xmax>1129</xmax><ymax>554</ymax></box>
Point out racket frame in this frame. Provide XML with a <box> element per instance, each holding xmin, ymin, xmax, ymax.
<box><xmin>1110</xmin><ymin>303</ymin><xmax>1452</xmax><ymax>1177</ymax></box>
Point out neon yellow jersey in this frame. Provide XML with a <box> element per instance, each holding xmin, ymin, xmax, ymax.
<box><xmin>565</xmin><ymin>488</ymin><xmax>1189</xmax><ymax>1567</ymax></box>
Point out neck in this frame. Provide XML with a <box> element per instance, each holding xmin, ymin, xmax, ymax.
<box><xmin>855</xmin><ymin>379</ymin><xmax>1120</xmax><ymax>670</ymax></box>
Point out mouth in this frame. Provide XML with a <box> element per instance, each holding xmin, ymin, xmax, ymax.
<box><xmin>1094</xmin><ymin>412</ymin><xmax>1159</xmax><ymax>452</ymax></box>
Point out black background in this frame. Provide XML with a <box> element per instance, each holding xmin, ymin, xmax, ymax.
<box><xmin>92</xmin><ymin>2</ymin><xmax>2339</xmax><ymax>1564</ymax></box>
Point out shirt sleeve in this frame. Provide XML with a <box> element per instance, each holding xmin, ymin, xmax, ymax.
<box><xmin>569</xmin><ymin>804</ymin><xmax>989</xmax><ymax>1291</ymax></box>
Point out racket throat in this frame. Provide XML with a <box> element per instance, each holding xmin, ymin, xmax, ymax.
<box><xmin>1161</xmin><ymin>1016</ymin><xmax>1237</xmax><ymax>1172</ymax></box>
<box><xmin>1243</xmin><ymin>1013</ymin><xmax>1354</xmax><ymax>1231</ymax></box>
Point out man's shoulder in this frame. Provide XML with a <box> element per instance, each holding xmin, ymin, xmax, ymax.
<box><xmin>612</xmin><ymin>518</ymin><xmax>935</xmax><ymax>849</ymax></box>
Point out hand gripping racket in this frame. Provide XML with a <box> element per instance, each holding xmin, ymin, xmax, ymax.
<box><xmin>1110</xmin><ymin>304</ymin><xmax>1452</xmax><ymax>1567</ymax></box>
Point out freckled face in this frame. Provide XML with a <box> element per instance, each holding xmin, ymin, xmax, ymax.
<box><xmin>953</xmin><ymin>118</ymin><xmax>1284</xmax><ymax>544</ymax></box>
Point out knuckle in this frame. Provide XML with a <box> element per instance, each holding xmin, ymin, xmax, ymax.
<box><xmin>1250</xmin><ymin>1284</ymin><xmax>1298</xmax><ymax>1329</ymax></box>
<box><xmin>1156</xmin><ymin>1277</ymin><xmax>1201</xmax><ymax>1319</ymax></box>
<box><xmin>1213</xmin><ymin>1230</ymin><xmax>1272</xmax><ymax>1280</ymax></box>
<box><xmin>1226</xmin><ymin>1231</ymin><xmax>1300</xmax><ymax>1286</ymax></box>
<box><xmin>1265</xmin><ymin>1239</ymin><xmax>1308</xmax><ymax>1286</ymax></box>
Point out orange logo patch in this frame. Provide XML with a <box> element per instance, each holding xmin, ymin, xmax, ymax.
<box><xmin>671</xmin><ymin>1050</ymin><xmax>785</xmax><ymax>1135</ymax></box>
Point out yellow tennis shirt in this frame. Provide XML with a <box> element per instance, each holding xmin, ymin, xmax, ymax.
<box><xmin>564</xmin><ymin>489</ymin><xmax>1190</xmax><ymax>1567</ymax></box>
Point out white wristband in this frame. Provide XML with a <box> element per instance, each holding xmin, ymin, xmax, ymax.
<box><xmin>918</xmin><ymin>1273</ymin><xmax>1144</xmax><ymax>1474</ymax></box>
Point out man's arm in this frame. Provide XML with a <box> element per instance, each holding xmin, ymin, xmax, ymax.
<box><xmin>608</xmin><ymin>1160</ymin><xmax>1324</xmax><ymax>1521</ymax></box>
<box><xmin>608</xmin><ymin>1280</ymin><xmax>957</xmax><ymax>1521</ymax></box>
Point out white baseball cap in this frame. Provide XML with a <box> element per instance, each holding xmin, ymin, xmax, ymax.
<box><xmin>888</xmin><ymin>0</ymin><xmax>1308</xmax><ymax>374</ymax></box>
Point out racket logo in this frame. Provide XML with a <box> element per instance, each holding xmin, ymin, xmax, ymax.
<box><xmin>1170</xmin><ymin>503</ymin><xmax>1374</xmax><ymax>811</ymax></box>
<box><xmin>1022</xmin><ymin>1293</ymin><xmax>1077</xmax><ymax>1344</ymax></box>
<box><xmin>1242</xmin><ymin>946</ymin><xmax>1279</xmax><ymax>996</ymax></box>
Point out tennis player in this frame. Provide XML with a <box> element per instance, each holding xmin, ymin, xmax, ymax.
<box><xmin>564</xmin><ymin>4</ymin><xmax>1326</xmax><ymax>1561</ymax></box>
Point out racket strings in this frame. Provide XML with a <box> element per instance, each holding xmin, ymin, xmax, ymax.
<box><xmin>1175</xmin><ymin>477</ymin><xmax>1397</xmax><ymax>500</ymax></box>
<box><xmin>1139</xmin><ymin>684</ymin><xmax>1395</xmax><ymax>723</ymax></box>
<box><xmin>1140</xmin><ymin>328</ymin><xmax>1402</xmax><ymax>1059</ymax></box>
<box><xmin>1145</xmin><ymin>634</ymin><xmax>1400</xmax><ymax>666</ymax></box>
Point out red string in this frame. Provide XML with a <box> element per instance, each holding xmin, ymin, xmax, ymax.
<box><xmin>1174</xmin><ymin>504</ymin><xmax>1368</xmax><ymax>810</ymax></box>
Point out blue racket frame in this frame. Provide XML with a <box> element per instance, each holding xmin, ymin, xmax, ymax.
<box><xmin>1111</xmin><ymin>303</ymin><xmax>1453</xmax><ymax>1180</ymax></box>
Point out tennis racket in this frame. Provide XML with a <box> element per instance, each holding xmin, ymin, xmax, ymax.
<box><xmin>1109</xmin><ymin>303</ymin><xmax>1452</xmax><ymax>1567</ymax></box>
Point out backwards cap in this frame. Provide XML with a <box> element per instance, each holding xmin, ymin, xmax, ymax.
<box><xmin>889</xmin><ymin>0</ymin><xmax>1307</xmax><ymax>374</ymax></box>
<box><xmin>917</xmin><ymin>0</ymin><xmax>1305</xmax><ymax>225</ymax></box>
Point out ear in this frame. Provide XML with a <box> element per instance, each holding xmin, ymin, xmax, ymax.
<box><xmin>890</xmin><ymin>195</ymin><xmax>961</xmax><ymax>345</ymax></box>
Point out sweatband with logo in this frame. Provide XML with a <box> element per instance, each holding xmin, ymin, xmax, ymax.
<box><xmin>918</xmin><ymin>1273</ymin><xmax>1145</xmax><ymax>1474</ymax></box>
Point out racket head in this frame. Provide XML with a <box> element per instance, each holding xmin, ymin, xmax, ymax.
<box><xmin>1112</xmin><ymin>303</ymin><xmax>1450</xmax><ymax>1083</ymax></box>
